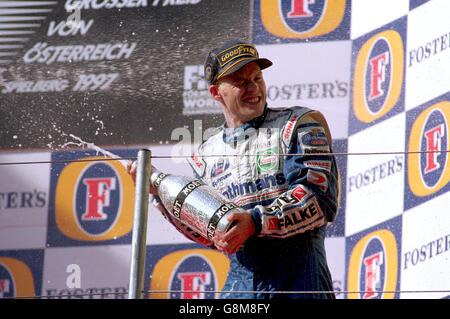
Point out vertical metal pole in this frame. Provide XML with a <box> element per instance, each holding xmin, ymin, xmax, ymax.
<box><xmin>128</xmin><ymin>149</ymin><xmax>151</xmax><ymax>299</ymax></box>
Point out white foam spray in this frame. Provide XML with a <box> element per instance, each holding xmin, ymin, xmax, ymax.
<box><xmin>66</xmin><ymin>134</ymin><xmax>129</xmax><ymax>168</ymax></box>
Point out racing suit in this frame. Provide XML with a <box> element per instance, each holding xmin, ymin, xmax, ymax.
<box><xmin>184</xmin><ymin>105</ymin><xmax>339</xmax><ymax>299</ymax></box>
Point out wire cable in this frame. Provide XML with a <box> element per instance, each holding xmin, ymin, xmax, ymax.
<box><xmin>1</xmin><ymin>148</ymin><xmax>449</xmax><ymax>299</ymax></box>
<box><xmin>0</xmin><ymin>149</ymin><xmax>449</xmax><ymax>166</ymax></box>
<box><xmin>6</xmin><ymin>288</ymin><xmax>450</xmax><ymax>299</ymax></box>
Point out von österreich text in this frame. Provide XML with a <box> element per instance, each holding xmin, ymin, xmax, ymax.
<box><xmin>23</xmin><ymin>42</ymin><xmax>136</xmax><ymax>65</ymax></box>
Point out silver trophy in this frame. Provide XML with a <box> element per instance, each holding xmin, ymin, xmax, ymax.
<box><xmin>150</xmin><ymin>166</ymin><xmax>246</xmax><ymax>240</ymax></box>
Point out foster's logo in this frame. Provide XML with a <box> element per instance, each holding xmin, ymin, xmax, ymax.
<box><xmin>171</xmin><ymin>256</ymin><xmax>215</xmax><ymax>299</ymax></box>
<box><xmin>54</xmin><ymin>156</ymin><xmax>134</xmax><ymax>241</ymax></box>
<box><xmin>353</xmin><ymin>29</ymin><xmax>404</xmax><ymax>124</ymax></box>
<box><xmin>149</xmin><ymin>249</ymin><xmax>229</xmax><ymax>299</ymax></box>
<box><xmin>408</xmin><ymin>102</ymin><xmax>450</xmax><ymax>198</ymax></box>
<box><xmin>347</xmin><ymin>229</ymin><xmax>398</xmax><ymax>299</ymax></box>
<box><xmin>259</xmin><ymin>0</ymin><xmax>346</xmax><ymax>39</ymax></box>
<box><xmin>0</xmin><ymin>257</ymin><xmax>35</xmax><ymax>298</ymax></box>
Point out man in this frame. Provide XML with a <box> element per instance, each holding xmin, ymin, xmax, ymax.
<box><xmin>190</xmin><ymin>39</ymin><xmax>339</xmax><ymax>299</ymax></box>
<box><xmin>129</xmin><ymin>39</ymin><xmax>339</xmax><ymax>299</ymax></box>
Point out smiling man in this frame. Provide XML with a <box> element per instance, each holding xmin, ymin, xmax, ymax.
<box><xmin>205</xmin><ymin>43</ymin><xmax>271</xmax><ymax>127</ymax></box>
<box><xmin>183</xmin><ymin>39</ymin><xmax>340</xmax><ymax>299</ymax></box>
<box><xmin>128</xmin><ymin>39</ymin><xmax>340</xmax><ymax>299</ymax></box>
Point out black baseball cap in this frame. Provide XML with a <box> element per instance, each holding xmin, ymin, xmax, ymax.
<box><xmin>204</xmin><ymin>39</ymin><xmax>273</xmax><ymax>84</ymax></box>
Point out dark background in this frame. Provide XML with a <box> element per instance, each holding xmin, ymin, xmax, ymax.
<box><xmin>0</xmin><ymin>0</ymin><xmax>250</xmax><ymax>150</ymax></box>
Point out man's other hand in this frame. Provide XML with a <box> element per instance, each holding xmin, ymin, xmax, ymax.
<box><xmin>213</xmin><ymin>212</ymin><xmax>255</xmax><ymax>254</ymax></box>
<box><xmin>126</xmin><ymin>160</ymin><xmax>158</xmax><ymax>195</ymax></box>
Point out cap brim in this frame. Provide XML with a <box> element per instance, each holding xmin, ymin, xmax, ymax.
<box><xmin>216</xmin><ymin>57</ymin><xmax>273</xmax><ymax>82</ymax></box>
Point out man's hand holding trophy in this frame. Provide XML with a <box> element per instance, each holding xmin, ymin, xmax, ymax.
<box><xmin>127</xmin><ymin>160</ymin><xmax>253</xmax><ymax>254</ymax></box>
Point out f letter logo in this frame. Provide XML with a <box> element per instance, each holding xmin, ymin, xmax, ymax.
<box><xmin>288</xmin><ymin>0</ymin><xmax>315</xmax><ymax>18</ymax></box>
<box><xmin>363</xmin><ymin>252</ymin><xmax>383</xmax><ymax>299</ymax></box>
<box><xmin>353</xmin><ymin>29</ymin><xmax>404</xmax><ymax>124</ymax></box>
<box><xmin>260</xmin><ymin>0</ymin><xmax>346</xmax><ymax>39</ymax></box>
<box><xmin>407</xmin><ymin>102</ymin><xmax>450</xmax><ymax>198</ymax></box>
<box><xmin>177</xmin><ymin>272</ymin><xmax>211</xmax><ymax>299</ymax></box>
<box><xmin>82</xmin><ymin>177</ymin><xmax>116</xmax><ymax>221</ymax></box>
<box><xmin>369</xmin><ymin>52</ymin><xmax>390</xmax><ymax>101</ymax></box>
<box><xmin>347</xmin><ymin>229</ymin><xmax>398</xmax><ymax>299</ymax></box>
<box><xmin>423</xmin><ymin>124</ymin><xmax>445</xmax><ymax>174</ymax></box>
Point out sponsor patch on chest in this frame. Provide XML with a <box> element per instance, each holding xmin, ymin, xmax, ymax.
<box><xmin>256</xmin><ymin>146</ymin><xmax>279</xmax><ymax>174</ymax></box>
<box><xmin>188</xmin><ymin>154</ymin><xmax>206</xmax><ymax>177</ymax></box>
<box><xmin>210</xmin><ymin>158</ymin><xmax>230</xmax><ymax>178</ymax></box>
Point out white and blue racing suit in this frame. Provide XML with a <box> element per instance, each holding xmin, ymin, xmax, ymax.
<box><xmin>177</xmin><ymin>105</ymin><xmax>339</xmax><ymax>299</ymax></box>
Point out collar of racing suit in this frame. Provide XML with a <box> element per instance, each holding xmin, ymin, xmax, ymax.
<box><xmin>221</xmin><ymin>104</ymin><xmax>269</xmax><ymax>144</ymax></box>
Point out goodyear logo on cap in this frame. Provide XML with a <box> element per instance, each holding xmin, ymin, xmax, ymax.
<box><xmin>217</xmin><ymin>44</ymin><xmax>258</xmax><ymax>67</ymax></box>
<box><xmin>51</xmin><ymin>153</ymin><xmax>134</xmax><ymax>244</ymax></box>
